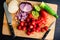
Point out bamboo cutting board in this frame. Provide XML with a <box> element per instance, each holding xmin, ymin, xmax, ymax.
<box><xmin>2</xmin><ymin>0</ymin><xmax>58</xmax><ymax>39</ymax></box>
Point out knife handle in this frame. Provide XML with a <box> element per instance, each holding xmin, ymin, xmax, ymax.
<box><xmin>8</xmin><ymin>23</ymin><xmax>15</xmax><ymax>37</ymax></box>
<box><xmin>42</xmin><ymin>29</ymin><xmax>50</xmax><ymax>40</ymax></box>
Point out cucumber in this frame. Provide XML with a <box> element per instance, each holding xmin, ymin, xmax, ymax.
<box><xmin>40</xmin><ymin>2</ymin><xmax>59</xmax><ymax>18</ymax></box>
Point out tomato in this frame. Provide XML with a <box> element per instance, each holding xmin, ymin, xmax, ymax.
<box><xmin>32</xmin><ymin>28</ymin><xmax>36</xmax><ymax>31</ymax></box>
<box><xmin>20</xmin><ymin>21</ymin><xmax>25</xmax><ymax>26</ymax></box>
<box><xmin>29</xmin><ymin>25</ymin><xmax>34</xmax><ymax>29</ymax></box>
<box><xmin>26</xmin><ymin>18</ymin><xmax>30</xmax><ymax>22</ymax></box>
<box><xmin>32</xmin><ymin>21</ymin><xmax>36</xmax><ymax>25</ymax></box>
<box><xmin>28</xmin><ymin>13</ymin><xmax>33</xmax><ymax>18</ymax></box>
<box><xmin>17</xmin><ymin>26</ymin><xmax>21</xmax><ymax>30</ymax></box>
<box><xmin>22</xmin><ymin>26</ymin><xmax>26</xmax><ymax>31</ymax></box>
<box><xmin>36</xmin><ymin>27</ymin><xmax>41</xmax><ymax>32</ymax></box>
<box><xmin>44</xmin><ymin>26</ymin><xmax>48</xmax><ymax>31</ymax></box>
<box><xmin>26</xmin><ymin>31</ymin><xmax>31</xmax><ymax>35</ymax></box>
<box><xmin>40</xmin><ymin>9</ymin><xmax>48</xmax><ymax>18</ymax></box>
<box><xmin>41</xmin><ymin>28</ymin><xmax>45</xmax><ymax>32</ymax></box>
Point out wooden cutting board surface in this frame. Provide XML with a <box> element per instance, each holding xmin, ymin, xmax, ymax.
<box><xmin>2</xmin><ymin>0</ymin><xmax>57</xmax><ymax>39</ymax></box>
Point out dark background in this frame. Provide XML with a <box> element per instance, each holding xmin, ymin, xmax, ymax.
<box><xmin>0</xmin><ymin>0</ymin><xmax>60</xmax><ymax>40</ymax></box>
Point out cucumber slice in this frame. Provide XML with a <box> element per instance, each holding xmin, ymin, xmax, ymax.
<box><xmin>34</xmin><ymin>5</ymin><xmax>41</xmax><ymax>11</ymax></box>
<box><xmin>32</xmin><ymin>11</ymin><xmax>39</xmax><ymax>19</ymax></box>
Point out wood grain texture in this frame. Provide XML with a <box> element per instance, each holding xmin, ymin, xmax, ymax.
<box><xmin>2</xmin><ymin>0</ymin><xmax>57</xmax><ymax>39</ymax></box>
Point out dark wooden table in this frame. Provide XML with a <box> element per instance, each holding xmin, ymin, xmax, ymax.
<box><xmin>0</xmin><ymin>0</ymin><xmax>60</xmax><ymax>40</ymax></box>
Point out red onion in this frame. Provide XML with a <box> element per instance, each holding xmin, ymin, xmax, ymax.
<box><xmin>16</xmin><ymin>11</ymin><xmax>28</xmax><ymax>21</ymax></box>
<box><xmin>20</xmin><ymin>2</ymin><xmax>33</xmax><ymax>12</ymax></box>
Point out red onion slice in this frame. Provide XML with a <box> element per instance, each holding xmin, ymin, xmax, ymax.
<box><xmin>20</xmin><ymin>3</ymin><xmax>25</xmax><ymax>11</ymax></box>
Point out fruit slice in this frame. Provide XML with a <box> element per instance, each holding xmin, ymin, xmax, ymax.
<box><xmin>34</xmin><ymin>5</ymin><xmax>41</xmax><ymax>11</ymax></box>
<box><xmin>32</xmin><ymin>11</ymin><xmax>39</xmax><ymax>19</ymax></box>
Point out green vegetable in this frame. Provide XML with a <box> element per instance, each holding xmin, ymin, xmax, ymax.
<box><xmin>40</xmin><ymin>2</ymin><xmax>59</xmax><ymax>18</ymax></box>
<box><xmin>34</xmin><ymin>5</ymin><xmax>41</xmax><ymax>11</ymax></box>
<box><xmin>32</xmin><ymin>11</ymin><xmax>39</xmax><ymax>19</ymax></box>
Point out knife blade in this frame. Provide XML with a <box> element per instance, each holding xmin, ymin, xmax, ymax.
<box><xmin>4</xmin><ymin>2</ymin><xmax>15</xmax><ymax>37</ymax></box>
<box><xmin>42</xmin><ymin>22</ymin><xmax>54</xmax><ymax>40</ymax></box>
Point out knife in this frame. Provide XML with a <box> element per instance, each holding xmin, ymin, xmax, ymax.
<box><xmin>42</xmin><ymin>22</ymin><xmax>54</xmax><ymax>40</ymax></box>
<box><xmin>4</xmin><ymin>2</ymin><xmax>15</xmax><ymax>37</ymax></box>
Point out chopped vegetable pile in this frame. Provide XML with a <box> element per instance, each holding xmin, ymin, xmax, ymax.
<box><xmin>12</xmin><ymin>2</ymin><xmax>59</xmax><ymax>35</ymax></box>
